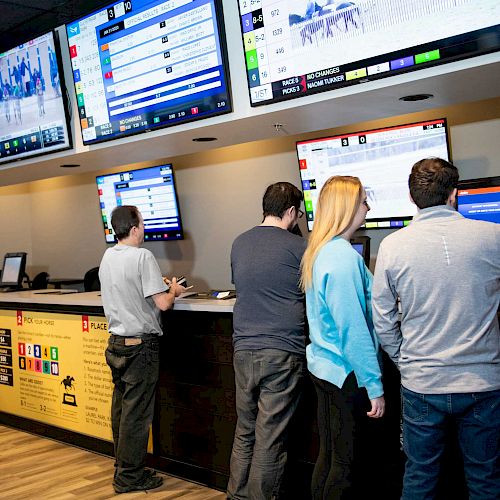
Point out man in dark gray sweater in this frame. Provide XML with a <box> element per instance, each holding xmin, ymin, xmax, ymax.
<box><xmin>372</xmin><ymin>158</ymin><xmax>500</xmax><ymax>500</ymax></box>
<box><xmin>227</xmin><ymin>182</ymin><xmax>306</xmax><ymax>500</ymax></box>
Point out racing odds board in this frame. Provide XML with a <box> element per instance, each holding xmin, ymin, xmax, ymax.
<box><xmin>238</xmin><ymin>0</ymin><xmax>500</xmax><ymax>105</ymax></box>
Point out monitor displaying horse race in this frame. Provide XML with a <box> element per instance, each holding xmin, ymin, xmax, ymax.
<box><xmin>0</xmin><ymin>31</ymin><xmax>71</xmax><ymax>164</ymax></box>
<box><xmin>237</xmin><ymin>0</ymin><xmax>500</xmax><ymax>105</ymax></box>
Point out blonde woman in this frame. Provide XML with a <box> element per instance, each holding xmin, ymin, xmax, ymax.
<box><xmin>301</xmin><ymin>176</ymin><xmax>384</xmax><ymax>500</ymax></box>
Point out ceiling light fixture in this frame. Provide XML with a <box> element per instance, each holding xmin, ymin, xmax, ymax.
<box><xmin>399</xmin><ymin>94</ymin><xmax>434</xmax><ymax>102</ymax></box>
<box><xmin>192</xmin><ymin>137</ymin><xmax>217</xmax><ymax>142</ymax></box>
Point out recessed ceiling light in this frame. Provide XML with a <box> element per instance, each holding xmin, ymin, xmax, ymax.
<box><xmin>399</xmin><ymin>94</ymin><xmax>434</xmax><ymax>102</ymax></box>
<box><xmin>60</xmin><ymin>164</ymin><xmax>81</xmax><ymax>168</ymax></box>
<box><xmin>192</xmin><ymin>137</ymin><xmax>217</xmax><ymax>142</ymax></box>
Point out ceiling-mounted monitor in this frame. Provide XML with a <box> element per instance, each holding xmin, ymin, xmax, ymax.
<box><xmin>297</xmin><ymin>118</ymin><xmax>451</xmax><ymax>230</ymax></box>
<box><xmin>66</xmin><ymin>0</ymin><xmax>231</xmax><ymax>145</ymax></box>
<box><xmin>238</xmin><ymin>0</ymin><xmax>500</xmax><ymax>106</ymax></box>
<box><xmin>0</xmin><ymin>32</ymin><xmax>71</xmax><ymax>164</ymax></box>
<box><xmin>96</xmin><ymin>163</ymin><xmax>184</xmax><ymax>243</ymax></box>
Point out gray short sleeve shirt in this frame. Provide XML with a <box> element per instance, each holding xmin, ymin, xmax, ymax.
<box><xmin>99</xmin><ymin>245</ymin><xmax>167</xmax><ymax>337</ymax></box>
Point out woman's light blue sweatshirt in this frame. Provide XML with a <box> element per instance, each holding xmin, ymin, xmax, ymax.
<box><xmin>306</xmin><ymin>237</ymin><xmax>383</xmax><ymax>399</ymax></box>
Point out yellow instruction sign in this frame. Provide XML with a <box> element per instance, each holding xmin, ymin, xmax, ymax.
<box><xmin>0</xmin><ymin>309</ymin><xmax>113</xmax><ymax>442</ymax></box>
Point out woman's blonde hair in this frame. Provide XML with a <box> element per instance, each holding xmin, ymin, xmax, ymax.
<box><xmin>300</xmin><ymin>176</ymin><xmax>363</xmax><ymax>291</ymax></box>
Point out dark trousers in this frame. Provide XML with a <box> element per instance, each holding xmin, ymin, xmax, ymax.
<box><xmin>105</xmin><ymin>335</ymin><xmax>159</xmax><ymax>487</ymax></box>
<box><xmin>227</xmin><ymin>349</ymin><xmax>305</xmax><ymax>500</ymax></box>
<box><xmin>311</xmin><ymin>372</ymin><xmax>400</xmax><ymax>500</ymax></box>
<box><xmin>402</xmin><ymin>387</ymin><xmax>500</xmax><ymax>500</ymax></box>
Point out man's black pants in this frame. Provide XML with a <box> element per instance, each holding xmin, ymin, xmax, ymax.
<box><xmin>105</xmin><ymin>335</ymin><xmax>159</xmax><ymax>488</ymax></box>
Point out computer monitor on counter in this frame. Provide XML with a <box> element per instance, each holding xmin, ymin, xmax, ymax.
<box><xmin>0</xmin><ymin>252</ymin><xmax>27</xmax><ymax>289</ymax></box>
<box><xmin>457</xmin><ymin>176</ymin><xmax>500</xmax><ymax>225</ymax></box>
<box><xmin>350</xmin><ymin>237</ymin><xmax>370</xmax><ymax>267</ymax></box>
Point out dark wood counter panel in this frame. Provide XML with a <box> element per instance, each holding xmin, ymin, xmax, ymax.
<box><xmin>0</xmin><ymin>293</ymin><xmax>467</xmax><ymax>499</ymax></box>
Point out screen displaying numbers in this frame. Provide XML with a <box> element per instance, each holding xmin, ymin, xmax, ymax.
<box><xmin>67</xmin><ymin>0</ymin><xmax>231</xmax><ymax>145</ymax></box>
<box><xmin>297</xmin><ymin>119</ymin><xmax>450</xmax><ymax>230</ymax></box>
<box><xmin>238</xmin><ymin>0</ymin><xmax>500</xmax><ymax>105</ymax></box>
<box><xmin>96</xmin><ymin>164</ymin><xmax>184</xmax><ymax>242</ymax></box>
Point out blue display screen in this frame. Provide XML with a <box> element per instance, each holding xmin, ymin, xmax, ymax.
<box><xmin>96</xmin><ymin>164</ymin><xmax>184</xmax><ymax>242</ymax></box>
<box><xmin>457</xmin><ymin>181</ymin><xmax>500</xmax><ymax>224</ymax></box>
<box><xmin>67</xmin><ymin>0</ymin><xmax>231</xmax><ymax>145</ymax></box>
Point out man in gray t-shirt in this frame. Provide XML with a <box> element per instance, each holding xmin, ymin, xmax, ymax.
<box><xmin>373</xmin><ymin>158</ymin><xmax>500</xmax><ymax>500</ymax></box>
<box><xmin>99</xmin><ymin>205</ymin><xmax>183</xmax><ymax>494</ymax></box>
<box><xmin>227</xmin><ymin>182</ymin><xmax>306</xmax><ymax>500</ymax></box>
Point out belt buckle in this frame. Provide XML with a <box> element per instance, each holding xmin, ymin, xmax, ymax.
<box><xmin>124</xmin><ymin>337</ymin><xmax>142</xmax><ymax>346</ymax></box>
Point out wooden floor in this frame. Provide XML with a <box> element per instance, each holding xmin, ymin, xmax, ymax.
<box><xmin>0</xmin><ymin>425</ymin><xmax>225</xmax><ymax>499</ymax></box>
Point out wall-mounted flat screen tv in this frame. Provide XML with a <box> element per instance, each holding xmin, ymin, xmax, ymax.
<box><xmin>0</xmin><ymin>31</ymin><xmax>71</xmax><ymax>164</ymax></box>
<box><xmin>457</xmin><ymin>176</ymin><xmax>500</xmax><ymax>224</ymax></box>
<box><xmin>238</xmin><ymin>0</ymin><xmax>500</xmax><ymax>105</ymax></box>
<box><xmin>67</xmin><ymin>0</ymin><xmax>231</xmax><ymax>145</ymax></box>
<box><xmin>296</xmin><ymin>118</ymin><xmax>451</xmax><ymax>230</ymax></box>
<box><xmin>96</xmin><ymin>163</ymin><xmax>184</xmax><ymax>242</ymax></box>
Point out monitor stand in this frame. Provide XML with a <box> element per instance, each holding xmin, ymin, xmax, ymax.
<box><xmin>0</xmin><ymin>286</ymin><xmax>24</xmax><ymax>293</ymax></box>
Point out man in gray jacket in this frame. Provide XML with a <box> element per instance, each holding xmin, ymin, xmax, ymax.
<box><xmin>372</xmin><ymin>158</ymin><xmax>500</xmax><ymax>500</ymax></box>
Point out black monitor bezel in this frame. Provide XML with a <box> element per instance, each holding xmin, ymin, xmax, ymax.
<box><xmin>457</xmin><ymin>175</ymin><xmax>500</xmax><ymax>191</ymax></box>
<box><xmin>0</xmin><ymin>252</ymin><xmax>27</xmax><ymax>287</ymax></box>
<box><xmin>96</xmin><ymin>163</ymin><xmax>184</xmax><ymax>244</ymax></box>
<box><xmin>66</xmin><ymin>0</ymin><xmax>233</xmax><ymax>147</ymax></box>
<box><xmin>0</xmin><ymin>30</ymin><xmax>73</xmax><ymax>166</ymax></box>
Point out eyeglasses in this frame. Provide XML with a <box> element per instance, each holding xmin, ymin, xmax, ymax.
<box><xmin>297</xmin><ymin>208</ymin><xmax>305</xmax><ymax>219</ymax></box>
<box><xmin>362</xmin><ymin>200</ymin><xmax>370</xmax><ymax>209</ymax></box>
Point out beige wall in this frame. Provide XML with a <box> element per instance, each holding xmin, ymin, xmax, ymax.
<box><xmin>0</xmin><ymin>183</ymin><xmax>32</xmax><ymax>270</ymax></box>
<box><xmin>4</xmin><ymin>97</ymin><xmax>500</xmax><ymax>289</ymax></box>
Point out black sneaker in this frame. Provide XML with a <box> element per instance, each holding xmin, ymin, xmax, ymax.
<box><xmin>143</xmin><ymin>468</ymin><xmax>157</xmax><ymax>479</ymax></box>
<box><xmin>113</xmin><ymin>474</ymin><xmax>163</xmax><ymax>494</ymax></box>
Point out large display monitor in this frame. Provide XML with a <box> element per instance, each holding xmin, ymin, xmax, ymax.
<box><xmin>297</xmin><ymin>118</ymin><xmax>451</xmax><ymax>230</ymax></box>
<box><xmin>67</xmin><ymin>0</ymin><xmax>232</xmax><ymax>145</ymax></box>
<box><xmin>0</xmin><ymin>32</ymin><xmax>71</xmax><ymax>164</ymax></box>
<box><xmin>457</xmin><ymin>176</ymin><xmax>500</xmax><ymax>224</ymax></box>
<box><xmin>238</xmin><ymin>0</ymin><xmax>500</xmax><ymax>106</ymax></box>
<box><xmin>96</xmin><ymin>164</ymin><xmax>184</xmax><ymax>242</ymax></box>
<box><xmin>0</xmin><ymin>252</ymin><xmax>27</xmax><ymax>289</ymax></box>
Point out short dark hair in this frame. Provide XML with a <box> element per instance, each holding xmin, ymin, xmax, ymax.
<box><xmin>111</xmin><ymin>205</ymin><xmax>141</xmax><ymax>240</ymax></box>
<box><xmin>409</xmin><ymin>158</ymin><xmax>459</xmax><ymax>209</ymax></box>
<box><xmin>262</xmin><ymin>182</ymin><xmax>302</xmax><ymax>218</ymax></box>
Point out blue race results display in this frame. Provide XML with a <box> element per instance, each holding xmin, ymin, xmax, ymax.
<box><xmin>67</xmin><ymin>0</ymin><xmax>231</xmax><ymax>145</ymax></box>
<box><xmin>96</xmin><ymin>164</ymin><xmax>184</xmax><ymax>242</ymax></box>
<box><xmin>457</xmin><ymin>176</ymin><xmax>500</xmax><ymax>224</ymax></box>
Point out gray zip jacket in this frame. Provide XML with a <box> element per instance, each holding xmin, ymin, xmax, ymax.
<box><xmin>372</xmin><ymin>205</ymin><xmax>500</xmax><ymax>394</ymax></box>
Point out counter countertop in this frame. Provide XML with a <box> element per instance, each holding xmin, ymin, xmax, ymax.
<box><xmin>0</xmin><ymin>290</ymin><xmax>235</xmax><ymax>313</ymax></box>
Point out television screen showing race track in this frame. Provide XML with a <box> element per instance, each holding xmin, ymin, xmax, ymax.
<box><xmin>0</xmin><ymin>32</ymin><xmax>71</xmax><ymax>164</ymax></box>
<box><xmin>296</xmin><ymin>118</ymin><xmax>451</xmax><ymax>230</ymax></box>
<box><xmin>238</xmin><ymin>0</ymin><xmax>500</xmax><ymax>106</ymax></box>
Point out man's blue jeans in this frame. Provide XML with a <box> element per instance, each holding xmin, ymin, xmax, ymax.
<box><xmin>105</xmin><ymin>335</ymin><xmax>160</xmax><ymax>488</ymax></box>
<box><xmin>227</xmin><ymin>349</ymin><xmax>305</xmax><ymax>500</ymax></box>
<box><xmin>401</xmin><ymin>386</ymin><xmax>500</xmax><ymax>500</ymax></box>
